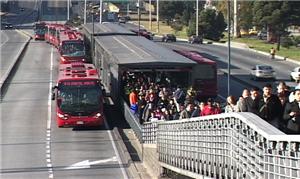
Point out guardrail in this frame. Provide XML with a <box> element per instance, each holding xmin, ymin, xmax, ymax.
<box><xmin>142</xmin><ymin>121</ymin><xmax>158</xmax><ymax>144</ymax></box>
<box><xmin>157</xmin><ymin>112</ymin><xmax>300</xmax><ymax>179</ymax></box>
<box><xmin>121</xmin><ymin>98</ymin><xmax>143</xmax><ymax>142</ymax></box>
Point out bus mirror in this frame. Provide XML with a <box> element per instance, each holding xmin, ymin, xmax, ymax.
<box><xmin>51</xmin><ymin>92</ymin><xmax>55</xmax><ymax>100</ymax></box>
<box><xmin>51</xmin><ymin>86</ymin><xmax>58</xmax><ymax>100</ymax></box>
<box><xmin>102</xmin><ymin>89</ymin><xmax>106</xmax><ymax>96</ymax></box>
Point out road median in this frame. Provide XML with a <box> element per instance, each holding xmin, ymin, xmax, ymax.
<box><xmin>0</xmin><ymin>30</ymin><xmax>32</xmax><ymax>99</ymax></box>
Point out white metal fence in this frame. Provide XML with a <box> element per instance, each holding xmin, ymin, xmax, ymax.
<box><xmin>156</xmin><ymin>112</ymin><xmax>300</xmax><ymax>179</ymax></box>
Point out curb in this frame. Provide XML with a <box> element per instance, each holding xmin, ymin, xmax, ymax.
<box><xmin>111</xmin><ymin>127</ymin><xmax>142</xmax><ymax>179</ymax></box>
<box><xmin>0</xmin><ymin>30</ymin><xmax>32</xmax><ymax>97</ymax></box>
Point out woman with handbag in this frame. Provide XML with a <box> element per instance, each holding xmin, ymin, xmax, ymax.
<box><xmin>283</xmin><ymin>88</ymin><xmax>300</xmax><ymax>134</ymax></box>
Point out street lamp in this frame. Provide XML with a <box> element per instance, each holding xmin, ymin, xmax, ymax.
<box><xmin>99</xmin><ymin>0</ymin><xmax>102</xmax><ymax>23</ymax></box>
<box><xmin>196</xmin><ymin>0</ymin><xmax>199</xmax><ymax>36</ymax></box>
<box><xmin>67</xmin><ymin>0</ymin><xmax>70</xmax><ymax>20</ymax></box>
<box><xmin>227</xmin><ymin>0</ymin><xmax>231</xmax><ymax>96</ymax></box>
<box><xmin>149</xmin><ymin>0</ymin><xmax>152</xmax><ymax>30</ymax></box>
<box><xmin>137</xmin><ymin>0</ymin><xmax>140</xmax><ymax>35</ymax></box>
<box><xmin>156</xmin><ymin>0</ymin><xmax>159</xmax><ymax>33</ymax></box>
<box><xmin>84</xmin><ymin>0</ymin><xmax>87</xmax><ymax>24</ymax></box>
<box><xmin>90</xmin><ymin>9</ymin><xmax>96</xmax><ymax>59</ymax></box>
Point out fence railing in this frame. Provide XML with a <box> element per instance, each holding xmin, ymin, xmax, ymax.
<box><xmin>142</xmin><ymin>121</ymin><xmax>159</xmax><ymax>144</ymax></box>
<box><xmin>121</xmin><ymin>98</ymin><xmax>143</xmax><ymax>142</ymax></box>
<box><xmin>157</xmin><ymin>112</ymin><xmax>300</xmax><ymax>179</ymax></box>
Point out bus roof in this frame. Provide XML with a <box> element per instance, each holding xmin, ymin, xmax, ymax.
<box><xmin>59</xmin><ymin>30</ymin><xmax>81</xmax><ymax>42</ymax></box>
<box><xmin>173</xmin><ymin>50</ymin><xmax>216</xmax><ymax>65</ymax></box>
<box><xmin>57</xmin><ymin>62</ymin><xmax>99</xmax><ymax>82</ymax></box>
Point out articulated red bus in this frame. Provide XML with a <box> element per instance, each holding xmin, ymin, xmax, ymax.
<box><xmin>174</xmin><ymin>49</ymin><xmax>218</xmax><ymax>99</ymax></box>
<box><xmin>34</xmin><ymin>22</ymin><xmax>46</xmax><ymax>40</ymax></box>
<box><xmin>45</xmin><ymin>24</ymin><xmax>67</xmax><ymax>46</ymax></box>
<box><xmin>57</xmin><ymin>30</ymin><xmax>87</xmax><ymax>64</ymax></box>
<box><xmin>52</xmin><ymin>62</ymin><xmax>105</xmax><ymax>128</ymax></box>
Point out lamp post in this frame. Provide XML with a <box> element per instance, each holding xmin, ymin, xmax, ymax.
<box><xmin>67</xmin><ymin>0</ymin><xmax>70</xmax><ymax>20</ymax></box>
<box><xmin>84</xmin><ymin>0</ymin><xmax>87</xmax><ymax>24</ymax></box>
<box><xmin>156</xmin><ymin>0</ymin><xmax>159</xmax><ymax>33</ymax></box>
<box><xmin>227</xmin><ymin>0</ymin><xmax>231</xmax><ymax>96</ymax></box>
<box><xmin>196</xmin><ymin>0</ymin><xmax>199</xmax><ymax>36</ymax></box>
<box><xmin>149</xmin><ymin>0</ymin><xmax>152</xmax><ymax>30</ymax></box>
<box><xmin>92</xmin><ymin>11</ymin><xmax>95</xmax><ymax>58</ymax></box>
<box><xmin>137</xmin><ymin>0</ymin><xmax>140</xmax><ymax>35</ymax></box>
<box><xmin>99</xmin><ymin>0</ymin><xmax>102</xmax><ymax>23</ymax></box>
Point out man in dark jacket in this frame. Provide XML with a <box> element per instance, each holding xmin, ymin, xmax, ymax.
<box><xmin>283</xmin><ymin>88</ymin><xmax>300</xmax><ymax>134</ymax></box>
<box><xmin>242</xmin><ymin>87</ymin><xmax>260</xmax><ymax>115</ymax></box>
<box><xmin>258</xmin><ymin>84</ymin><xmax>283</xmax><ymax>128</ymax></box>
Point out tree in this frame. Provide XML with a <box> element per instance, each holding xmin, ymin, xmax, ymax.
<box><xmin>187</xmin><ymin>15</ymin><xmax>196</xmax><ymax>36</ymax></box>
<box><xmin>253</xmin><ymin>1</ymin><xmax>300</xmax><ymax>50</ymax></box>
<box><xmin>239</xmin><ymin>2</ymin><xmax>254</xmax><ymax>31</ymax></box>
<box><xmin>198</xmin><ymin>9</ymin><xmax>227</xmax><ymax>41</ymax></box>
<box><xmin>159</xmin><ymin>1</ymin><xmax>185</xmax><ymax>24</ymax></box>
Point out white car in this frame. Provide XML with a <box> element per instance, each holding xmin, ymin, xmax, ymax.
<box><xmin>290</xmin><ymin>67</ymin><xmax>300</xmax><ymax>83</ymax></box>
<box><xmin>250</xmin><ymin>65</ymin><xmax>276</xmax><ymax>81</ymax></box>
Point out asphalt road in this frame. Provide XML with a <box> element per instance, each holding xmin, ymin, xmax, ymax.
<box><xmin>0</xmin><ymin>34</ymin><xmax>129</xmax><ymax>179</ymax></box>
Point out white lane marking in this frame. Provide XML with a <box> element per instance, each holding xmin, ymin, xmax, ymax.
<box><xmin>47</xmin><ymin>47</ymin><xmax>54</xmax><ymax>179</ymax></box>
<box><xmin>104</xmin><ymin>120</ymin><xmax>129</xmax><ymax>179</ymax></box>
<box><xmin>65</xmin><ymin>156</ymin><xmax>118</xmax><ymax>170</ymax></box>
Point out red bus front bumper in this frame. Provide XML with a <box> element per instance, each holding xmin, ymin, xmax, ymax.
<box><xmin>56</xmin><ymin>115</ymin><xmax>104</xmax><ymax>127</ymax></box>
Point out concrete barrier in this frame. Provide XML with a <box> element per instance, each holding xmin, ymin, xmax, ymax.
<box><xmin>0</xmin><ymin>30</ymin><xmax>32</xmax><ymax>98</ymax></box>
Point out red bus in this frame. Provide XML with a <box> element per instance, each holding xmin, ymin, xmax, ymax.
<box><xmin>57</xmin><ymin>30</ymin><xmax>87</xmax><ymax>64</ymax></box>
<box><xmin>52</xmin><ymin>62</ymin><xmax>105</xmax><ymax>128</ymax></box>
<box><xmin>34</xmin><ymin>22</ymin><xmax>46</xmax><ymax>40</ymax></box>
<box><xmin>174</xmin><ymin>49</ymin><xmax>218</xmax><ymax>99</ymax></box>
<box><xmin>45</xmin><ymin>24</ymin><xmax>67</xmax><ymax>46</ymax></box>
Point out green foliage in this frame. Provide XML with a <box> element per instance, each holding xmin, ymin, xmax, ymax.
<box><xmin>239</xmin><ymin>2</ymin><xmax>254</xmax><ymax>30</ymax></box>
<box><xmin>198</xmin><ymin>9</ymin><xmax>227</xmax><ymax>41</ymax></box>
<box><xmin>187</xmin><ymin>16</ymin><xmax>196</xmax><ymax>37</ymax></box>
<box><xmin>171</xmin><ymin>22</ymin><xmax>183</xmax><ymax>33</ymax></box>
<box><xmin>293</xmin><ymin>36</ymin><xmax>300</xmax><ymax>46</ymax></box>
<box><xmin>281</xmin><ymin>36</ymin><xmax>294</xmax><ymax>49</ymax></box>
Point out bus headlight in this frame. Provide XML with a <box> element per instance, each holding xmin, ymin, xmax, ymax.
<box><xmin>57</xmin><ymin>113</ymin><xmax>68</xmax><ymax>120</ymax></box>
<box><xmin>61</xmin><ymin>57</ymin><xmax>66</xmax><ymax>62</ymax></box>
<box><xmin>95</xmin><ymin>113</ymin><xmax>101</xmax><ymax>118</ymax></box>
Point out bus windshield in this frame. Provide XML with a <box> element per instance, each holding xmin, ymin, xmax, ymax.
<box><xmin>35</xmin><ymin>29</ymin><xmax>45</xmax><ymax>35</ymax></box>
<box><xmin>61</xmin><ymin>42</ymin><xmax>85</xmax><ymax>57</ymax></box>
<box><xmin>58</xmin><ymin>83</ymin><xmax>101</xmax><ymax>115</ymax></box>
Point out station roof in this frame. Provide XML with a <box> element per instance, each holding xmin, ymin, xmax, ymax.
<box><xmin>95</xmin><ymin>35</ymin><xmax>196</xmax><ymax>68</ymax></box>
<box><xmin>82</xmin><ymin>23</ymin><xmax>196</xmax><ymax>68</ymax></box>
<box><xmin>83</xmin><ymin>22</ymin><xmax>136</xmax><ymax>36</ymax></box>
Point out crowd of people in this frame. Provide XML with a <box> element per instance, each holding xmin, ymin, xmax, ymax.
<box><xmin>122</xmin><ymin>71</ymin><xmax>300</xmax><ymax>134</ymax></box>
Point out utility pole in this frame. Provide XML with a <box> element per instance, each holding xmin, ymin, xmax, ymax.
<box><xmin>227</xmin><ymin>0</ymin><xmax>231</xmax><ymax>96</ymax></box>
<box><xmin>196</xmin><ymin>0</ymin><xmax>199</xmax><ymax>36</ymax></box>
<box><xmin>233</xmin><ymin>0</ymin><xmax>238</xmax><ymax>37</ymax></box>
<box><xmin>67</xmin><ymin>0</ymin><xmax>70</xmax><ymax>20</ymax></box>
<box><xmin>149</xmin><ymin>0</ymin><xmax>152</xmax><ymax>30</ymax></box>
<box><xmin>99</xmin><ymin>0</ymin><xmax>102</xmax><ymax>23</ymax></box>
<box><xmin>156</xmin><ymin>0</ymin><xmax>159</xmax><ymax>33</ymax></box>
<box><xmin>84</xmin><ymin>0</ymin><xmax>86</xmax><ymax>24</ymax></box>
<box><xmin>137</xmin><ymin>0</ymin><xmax>140</xmax><ymax>34</ymax></box>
